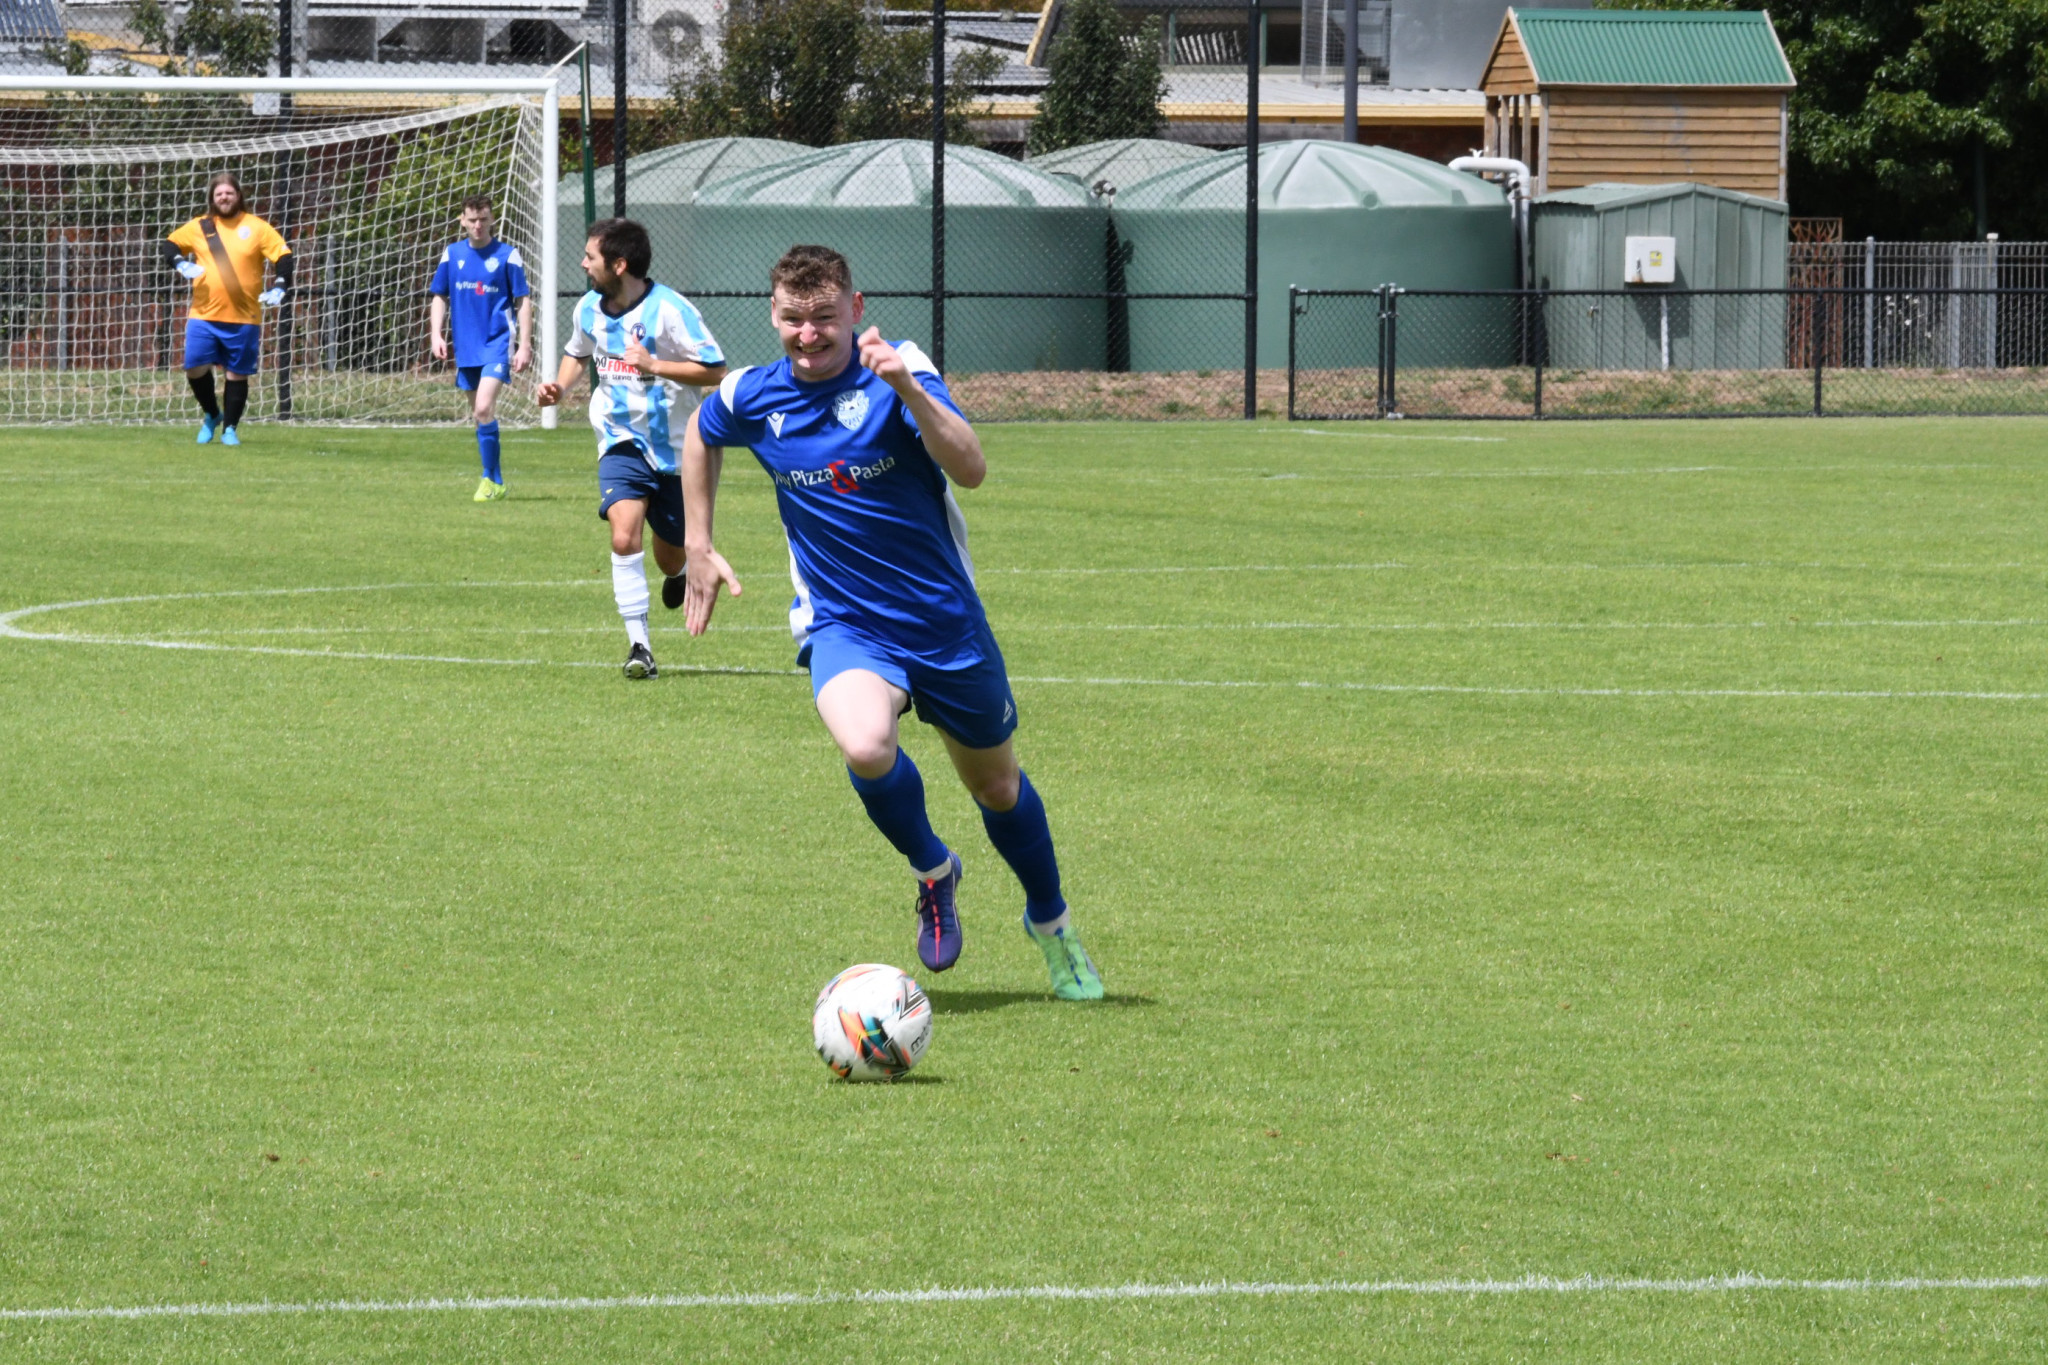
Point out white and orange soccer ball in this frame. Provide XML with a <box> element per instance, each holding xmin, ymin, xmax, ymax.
<box><xmin>812</xmin><ymin>963</ymin><xmax>933</xmax><ymax>1081</ymax></box>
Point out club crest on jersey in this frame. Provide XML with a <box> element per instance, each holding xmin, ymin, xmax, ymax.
<box><xmin>833</xmin><ymin>389</ymin><xmax>868</xmax><ymax>431</ymax></box>
<box><xmin>486</xmin><ymin>257</ymin><xmax>500</xmax><ymax>272</ymax></box>
<box><xmin>767</xmin><ymin>412</ymin><xmax>786</xmax><ymax>437</ymax></box>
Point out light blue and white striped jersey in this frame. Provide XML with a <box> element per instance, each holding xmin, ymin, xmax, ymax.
<box><xmin>562</xmin><ymin>281</ymin><xmax>725</xmax><ymax>473</ymax></box>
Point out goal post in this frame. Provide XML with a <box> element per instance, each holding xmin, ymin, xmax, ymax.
<box><xmin>0</xmin><ymin>75</ymin><xmax>559</xmax><ymax>427</ymax></box>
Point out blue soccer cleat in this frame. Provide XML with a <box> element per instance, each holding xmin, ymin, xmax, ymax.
<box><xmin>915</xmin><ymin>852</ymin><xmax>964</xmax><ymax>972</ymax></box>
<box><xmin>196</xmin><ymin>414</ymin><xmax>218</xmax><ymax>444</ymax></box>
<box><xmin>220</xmin><ymin>426</ymin><xmax>241</xmax><ymax>447</ymax></box>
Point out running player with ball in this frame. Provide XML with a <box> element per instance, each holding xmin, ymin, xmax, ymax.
<box><xmin>679</xmin><ymin>245</ymin><xmax>1103</xmax><ymax>1001</ymax></box>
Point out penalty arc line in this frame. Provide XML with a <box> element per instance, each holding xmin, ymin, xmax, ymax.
<box><xmin>4</xmin><ymin>1273</ymin><xmax>2044</xmax><ymax>1323</ymax></box>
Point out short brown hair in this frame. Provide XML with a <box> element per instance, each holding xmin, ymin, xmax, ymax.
<box><xmin>206</xmin><ymin>171</ymin><xmax>245</xmax><ymax>215</ymax></box>
<box><xmin>586</xmin><ymin>217</ymin><xmax>651</xmax><ymax>278</ymax></box>
<box><xmin>461</xmin><ymin>194</ymin><xmax>493</xmax><ymax>214</ymax></box>
<box><xmin>770</xmin><ymin>245</ymin><xmax>853</xmax><ymax>298</ymax></box>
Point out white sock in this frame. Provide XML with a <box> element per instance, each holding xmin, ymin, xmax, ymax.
<box><xmin>624</xmin><ymin>615</ymin><xmax>650</xmax><ymax>650</ymax></box>
<box><xmin>1027</xmin><ymin>909</ymin><xmax>1071</xmax><ymax>937</ymax></box>
<box><xmin>915</xmin><ymin>856</ymin><xmax>954</xmax><ymax>883</ymax></box>
<box><xmin>612</xmin><ymin>550</ymin><xmax>649</xmax><ymax>622</ymax></box>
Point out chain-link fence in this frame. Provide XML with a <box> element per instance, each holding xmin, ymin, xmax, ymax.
<box><xmin>1290</xmin><ymin>286</ymin><xmax>2048</xmax><ymax>421</ymax></box>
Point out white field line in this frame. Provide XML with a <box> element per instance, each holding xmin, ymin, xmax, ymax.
<box><xmin>7</xmin><ymin>586</ymin><xmax>2047</xmax><ymax>699</ymax></box>
<box><xmin>88</xmin><ymin>617</ymin><xmax>2048</xmax><ymax>639</ymax></box>
<box><xmin>3</xmin><ymin>1273</ymin><xmax>2043</xmax><ymax>1323</ymax></box>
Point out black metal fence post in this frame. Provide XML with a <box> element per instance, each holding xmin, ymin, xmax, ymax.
<box><xmin>1811</xmin><ymin>288</ymin><xmax>1824</xmax><ymax>416</ymax></box>
<box><xmin>1243</xmin><ymin>0</ymin><xmax>1259</xmax><ymax>420</ymax></box>
<box><xmin>1286</xmin><ymin>285</ymin><xmax>1297</xmax><ymax>419</ymax></box>
<box><xmin>1374</xmin><ymin>284</ymin><xmax>1389</xmax><ymax>417</ymax></box>
<box><xmin>1532</xmin><ymin>289</ymin><xmax>1544</xmax><ymax>419</ymax></box>
<box><xmin>1384</xmin><ymin>287</ymin><xmax>1400</xmax><ymax>416</ymax></box>
<box><xmin>612</xmin><ymin>0</ymin><xmax>627</xmax><ymax>217</ymax></box>
<box><xmin>932</xmin><ymin>0</ymin><xmax>946</xmax><ymax>372</ymax></box>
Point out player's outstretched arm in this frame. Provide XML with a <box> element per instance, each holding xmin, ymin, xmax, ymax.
<box><xmin>681</xmin><ymin>407</ymin><xmax>741</xmax><ymax>637</ymax></box>
<box><xmin>858</xmin><ymin>327</ymin><xmax>985</xmax><ymax>488</ymax></box>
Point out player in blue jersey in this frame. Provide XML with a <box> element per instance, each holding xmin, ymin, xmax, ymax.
<box><xmin>679</xmin><ymin>245</ymin><xmax>1103</xmax><ymax>1001</ymax></box>
<box><xmin>429</xmin><ymin>194</ymin><xmax>533</xmax><ymax>502</ymax></box>
<box><xmin>536</xmin><ymin>218</ymin><xmax>726</xmax><ymax>679</ymax></box>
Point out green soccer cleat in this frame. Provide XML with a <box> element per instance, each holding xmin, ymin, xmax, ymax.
<box><xmin>220</xmin><ymin>426</ymin><xmax>240</xmax><ymax>447</ymax></box>
<box><xmin>1025</xmin><ymin>917</ymin><xmax>1104</xmax><ymax>1001</ymax></box>
<box><xmin>474</xmin><ymin>477</ymin><xmax>506</xmax><ymax>502</ymax></box>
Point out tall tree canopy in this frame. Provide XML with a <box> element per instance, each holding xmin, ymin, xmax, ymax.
<box><xmin>675</xmin><ymin>0</ymin><xmax>999</xmax><ymax>148</ymax></box>
<box><xmin>1027</xmin><ymin>0</ymin><xmax>1169</xmax><ymax>155</ymax></box>
<box><xmin>1602</xmin><ymin>0</ymin><xmax>2048</xmax><ymax>238</ymax></box>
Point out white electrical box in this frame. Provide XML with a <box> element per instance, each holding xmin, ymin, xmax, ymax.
<box><xmin>1625</xmin><ymin>235</ymin><xmax>1677</xmax><ymax>285</ymax></box>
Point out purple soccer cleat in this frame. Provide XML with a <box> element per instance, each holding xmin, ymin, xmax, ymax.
<box><xmin>915</xmin><ymin>852</ymin><xmax>964</xmax><ymax>972</ymax></box>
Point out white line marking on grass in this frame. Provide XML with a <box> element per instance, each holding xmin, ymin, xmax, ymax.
<box><xmin>1010</xmin><ymin>674</ymin><xmax>2048</xmax><ymax>702</ymax></box>
<box><xmin>4</xmin><ymin>1273</ymin><xmax>2042</xmax><ymax>1323</ymax></box>
<box><xmin>7</xmin><ymin>586</ymin><xmax>2042</xmax><ymax>698</ymax></box>
<box><xmin>1291</xmin><ymin>428</ymin><xmax>1507</xmax><ymax>442</ymax></box>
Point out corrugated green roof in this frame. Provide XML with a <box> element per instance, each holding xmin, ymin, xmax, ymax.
<box><xmin>1513</xmin><ymin>9</ymin><xmax>1794</xmax><ymax>88</ymax></box>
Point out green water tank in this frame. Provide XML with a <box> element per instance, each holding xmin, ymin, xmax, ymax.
<box><xmin>1116</xmin><ymin>141</ymin><xmax>1515</xmax><ymax>371</ymax></box>
<box><xmin>674</xmin><ymin>140</ymin><xmax>1106</xmax><ymax>373</ymax></box>
<box><xmin>555</xmin><ymin>137</ymin><xmax>810</xmax><ymax>310</ymax></box>
<box><xmin>1027</xmin><ymin>138</ymin><xmax>1217</xmax><ymax>197</ymax></box>
<box><xmin>1531</xmin><ymin>182</ymin><xmax>1788</xmax><ymax>370</ymax></box>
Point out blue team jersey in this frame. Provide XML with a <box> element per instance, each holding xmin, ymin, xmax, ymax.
<box><xmin>429</xmin><ymin>238</ymin><xmax>529</xmax><ymax>366</ymax></box>
<box><xmin>694</xmin><ymin>343</ymin><xmax>987</xmax><ymax>666</ymax></box>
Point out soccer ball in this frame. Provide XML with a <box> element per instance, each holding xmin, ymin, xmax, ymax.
<box><xmin>812</xmin><ymin>963</ymin><xmax>933</xmax><ymax>1081</ymax></box>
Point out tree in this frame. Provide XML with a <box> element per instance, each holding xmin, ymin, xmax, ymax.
<box><xmin>1027</xmin><ymin>0</ymin><xmax>1168</xmax><ymax>156</ymax></box>
<box><xmin>674</xmin><ymin>0</ymin><xmax>1000</xmax><ymax>148</ymax></box>
<box><xmin>1600</xmin><ymin>0</ymin><xmax>2048</xmax><ymax>239</ymax></box>
<box><xmin>129</xmin><ymin>0</ymin><xmax>277</xmax><ymax>77</ymax></box>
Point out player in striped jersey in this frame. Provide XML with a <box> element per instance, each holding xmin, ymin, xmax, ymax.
<box><xmin>535</xmin><ymin>218</ymin><xmax>726</xmax><ymax>678</ymax></box>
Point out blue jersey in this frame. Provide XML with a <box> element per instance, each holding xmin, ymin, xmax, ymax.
<box><xmin>563</xmin><ymin>283</ymin><xmax>724</xmax><ymax>474</ymax></box>
<box><xmin>429</xmin><ymin>238</ymin><xmax>529</xmax><ymax>366</ymax></box>
<box><xmin>694</xmin><ymin>343</ymin><xmax>986</xmax><ymax>666</ymax></box>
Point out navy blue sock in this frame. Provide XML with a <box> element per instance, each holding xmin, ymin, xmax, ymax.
<box><xmin>477</xmin><ymin>420</ymin><xmax>502</xmax><ymax>483</ymax></box>
<box><xmin>978</xmin><ymin>770</ymin><xmax>1066</xmax><ymax>923</ymax></box>
<box><xmin>847</xmin><ymin>749</ymin><xmax>950</xmax><ymax>874</ymax></box>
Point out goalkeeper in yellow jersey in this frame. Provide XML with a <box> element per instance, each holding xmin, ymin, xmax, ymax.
<box><xmin>160</xmin><ymin>172</ymin><xmax>292</xmax><ymax>447</ymax></box>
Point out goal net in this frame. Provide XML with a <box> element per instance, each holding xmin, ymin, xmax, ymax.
<box><xmin>0</xmin><ymin>77</ymin><xmax>558</xmax><ymax>426</ymax></box>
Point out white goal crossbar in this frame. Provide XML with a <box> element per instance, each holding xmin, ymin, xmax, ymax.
<box><xmin>0</xmin><ymin>75</ymin><xmax>561</xmax><ymax>427</ymax></box>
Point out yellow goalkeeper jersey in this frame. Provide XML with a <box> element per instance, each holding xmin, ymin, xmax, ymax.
<box><xmin>167</xmin><ymin>211</ymin><xmax>289</xmax><ymax>325</ymax></box>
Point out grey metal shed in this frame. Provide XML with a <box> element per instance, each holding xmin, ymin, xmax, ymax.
<box><xmin>1532</xmin><ymin>181</ymin><xmax>1788</xmax><ymax>370</ymax></box>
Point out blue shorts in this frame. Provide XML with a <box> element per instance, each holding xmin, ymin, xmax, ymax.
<box><xmin>596</xmin><ymin>444</ymin><xmax>685</xmax><ymax>546</ymax></box>
<box><xmin>183</xmin><ymin>319</ymin><xmax>260</xmax><ymax>374</ymax></box>
<box><xmin>802</xmin><ymin>620</ymin><xmax>1019</xmax><ymax>751</ymax></box>
<box><xmin>455</xmin><ymin>359</ymin><xmax>510</xmax><ymax>391</ymax></box>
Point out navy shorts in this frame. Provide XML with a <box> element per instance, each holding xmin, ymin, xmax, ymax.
<box><xmin>183</xmin><ymin>319</ymin><xmax>260</xmax><ymax>374</ymax></box>
<box><xmin>803</xmin><ymin>620</ymin><xmax>1019</xmax><ymax>751</ymax></box>
<box><xmin>596</xmin><ymin>444</ymin><xmax>686</xmax><ymax>546</ymax></box>
<box><xmin>455</xmin><ymin>358</ymin><xmax>510</xmax><ymax>391</ymax></box>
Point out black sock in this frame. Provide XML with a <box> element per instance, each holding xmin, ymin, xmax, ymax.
<box><xmin>222</xmin><ymin>378</ymin><xmax>249</xmax><ymax>430</ymax></box>
<box><xmin>187</xmin><ymin>371</ymin><xmax>220</xmax><ymax>419</ymax></box>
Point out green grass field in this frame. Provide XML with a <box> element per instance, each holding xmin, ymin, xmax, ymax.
<box><xmin>2</xmin><ymin>416</ymin><xmax>2044</xmax><ymax>1361</ymax></box>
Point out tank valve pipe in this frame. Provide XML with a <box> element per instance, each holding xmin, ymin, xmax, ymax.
<box><xmin>1449</xmin><ymin>155</ymin><xmax>1530</xmax><ymax>290</ymax></box>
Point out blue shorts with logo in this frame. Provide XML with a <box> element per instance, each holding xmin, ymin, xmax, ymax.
<box><xmin>455</xmin><ymin>354</ymin><xmax>510</xmax><ymax>391</ymax></box>
<box><xmin>183</xmin><ymin>319</ymin><xmax>260</xmax><ymax>374</ymax></box>
<box><xmin>596</xmin><ymin>443</ymin><xmax>686</xmax><ymax>546</ymax></box>
<box><xmin>802</xmin><ymin>619</ymin><xmax>1019</xmax><ymax>751</ymax></box>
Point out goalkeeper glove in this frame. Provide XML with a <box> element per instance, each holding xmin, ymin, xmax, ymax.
<box><xmin>175</xmin><ymin>260</ymin><xmax>205</xmax><ymax>282</ymax></box>
<box><xmin>258</xmin><ymin>287</ymin><xmax>285</xmax><ymax>307</ymax></box>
